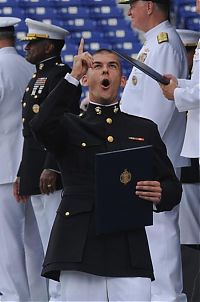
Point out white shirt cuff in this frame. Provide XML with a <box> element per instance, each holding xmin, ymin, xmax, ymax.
<box><xmin>64</xmin><ymin>73</ymin><xmax>79</xmax><ymax>87</ymax></box>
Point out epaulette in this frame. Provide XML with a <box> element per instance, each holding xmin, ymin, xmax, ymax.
<box><xmin>157</xmin><ymin>32</ymin><xmax>169</xmax><ymax>44</ymax></box>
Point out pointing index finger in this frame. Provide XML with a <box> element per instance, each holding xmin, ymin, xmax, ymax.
<box><xmin>78</xmin><ymin>38</ymin><xmax>84</xmax><ymax>55</ymax></box>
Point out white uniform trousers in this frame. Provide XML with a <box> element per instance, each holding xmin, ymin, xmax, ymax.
<box><xmin>60</xmin><ymin>271</ymin><xmax>151</xmax><ymax>301</ymax></box>
<box><xmin>146</xmin><ymin>205</ymin><xmax>186</xmax><ymax>302</ymax></box>
<box><xmin>179</xmin><ymin>183</ymin><xmax>200</xmax><ymax>244</ymax></box>
<box><xmin>31</xmin><ymin>191</ymin><xmax>62</xmax><ymax>301</ymax></box>
<box><xmin>0</xmin><ymin>183</ymin><xmax>48</xmax><ymax>301</ymax></box>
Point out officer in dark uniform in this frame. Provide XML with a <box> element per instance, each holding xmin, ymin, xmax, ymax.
<box><xmin>13</xmin><ymin>18</ymin><xmax>80</xmax><ymax>301</ymax></box>
<box><xmin>30</xmin><ymin>40</ymin><xmax>182</xmax><ymax>301</ymax></box>
<box><xmin>0</xmin><ymin>17</ymin><xmax>48</xmax><ymax>301</ymax></box>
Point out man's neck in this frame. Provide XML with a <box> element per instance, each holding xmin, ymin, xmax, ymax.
<box><xmin>0</xmin><ymin>40</ymin><xmax>14</xmax><ymax>49</ymax></box>
<box><xmin>144</xmin><ymin>16</ymin><xmax>168</xmax><ymax>33</ymax></box>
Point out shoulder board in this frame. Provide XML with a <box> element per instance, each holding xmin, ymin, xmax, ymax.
<box><xmin>157</xmin><ymin>32</ymin><xmax>169</xmax><ymax>44</ymax></box>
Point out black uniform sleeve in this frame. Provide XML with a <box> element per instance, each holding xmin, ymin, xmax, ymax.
<box><xmin>30</xmin><ymin>78</ymin><xmax>80</xmax><ymax>156</ymax></box>
<box><xmin>42</xmin><ymin>68</ymin><xmax>81</xmax><ymax>172</ymax></box>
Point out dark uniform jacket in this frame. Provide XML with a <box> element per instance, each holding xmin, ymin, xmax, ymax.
<box><xmin>181</xmin><ymin>158</ymin><xmax>200</xmax><ymax>183</ymax></box>
<box><xmin>30</xmin><ymin>79</ymin><xmax>182</xmax><ymax>282</ymax></box>
<box><xmin>18</xmin><ymin>56</ymin><xmax>80</xmax><ymax>195</ymax></box>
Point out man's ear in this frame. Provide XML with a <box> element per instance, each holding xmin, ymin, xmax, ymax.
<box><xmin>147</xmin><ymin>0</ymin><xmax>154</xmax><ymax>15</ymax></box>
<box><xmin>120</xmin><ymin>75</ymin><xmax>127</xmax><ymax>88</ymax></box>
<box><xmin>81</xmin><ymin>75</ymin><xmax>89</xmax><ymax>87</ymax></box>
<box><xmin>46</xmin><ymin>41</ymin><xmax>54</xmax><ymax>54</ymax></box>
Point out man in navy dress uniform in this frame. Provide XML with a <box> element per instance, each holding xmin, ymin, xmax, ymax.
<box><xmin>30</xmin><ymin>39</ymin><xmax>182</xmax><ymax>301</ymax></box>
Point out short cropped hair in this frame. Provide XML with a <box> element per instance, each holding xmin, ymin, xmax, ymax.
<box><xmin>0</xmin><ymin>26</ymin><xmax>15</xmax><ymax>41</ymax></box>
<box><xmin>92</xmin><ymin>48</ymin><xmax>122</xmax><ymax>71</ymax></box>
<box><xmin>155</xmin><ymin>1</ymin><xmax>170</xmax><ymax>18</ymax></box>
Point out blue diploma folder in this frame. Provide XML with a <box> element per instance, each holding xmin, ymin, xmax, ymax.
<box><xmin>95</xmin><ymin>145</ymin><xmax>153</xmax><ymax>235</ymax></box>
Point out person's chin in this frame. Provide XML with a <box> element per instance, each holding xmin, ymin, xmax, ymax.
<box><xmin>25</xmin><ymin>56</ymin><xmax>32</xmax><ymax>63</ymax></box>
<box><xmin>27</xmin><ymin>58</ymin><xmax>36</xmax><ymax>65</ymax></box>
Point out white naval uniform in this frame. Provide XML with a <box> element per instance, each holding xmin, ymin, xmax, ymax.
<box><xmin>60</xmin><ymin>271</ymin><xmax>151</xmax><ymax>301</ymax></box>
<box><xmin>0</xmin><ymin>47</ymin><xmax>48</xmax><ymax>301</ymax></box>
<box><xmin>174</xmin><ymin>39</ymin><xmax>200</xmax><ymax>159</ymax></box>
<box><xmin>31</xmin><ymin>191</ymin><xmax>62</xmax><ymax>301</ymax></box>
<box><xmin>175</xmin><ymin>40</ymin><xmax>200</xmax><ymax>245</ymax></box>
<box><xmin>120</xmin><ymin>21</ymin><xmax>188</xmax><ymax>301</ymax></box>
<box><xmin>179</xmin><ymin>183</ymin><xmax>200</xmax><ymax>245</ymax></box>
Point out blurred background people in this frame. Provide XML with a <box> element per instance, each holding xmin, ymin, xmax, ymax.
<box><xmin>160</xmin><ymin>22</ymin><xmax>200</xmax><ymax>302</ymax></box>
<box><xmin>0</xmin><ymin>17</ymin><xmax>48</xmax><ymax>301</ymax></box>
<box><xmin>13</xmin><ymin>18</ymin><xmax>80</xmax><ymax>301</ymax></box>
<box><xmin>177</xmin><ymin>28</ymin><xmax>200</xmax><ymax>302</ymax></box>
<box><xmin>119</xmin><ymin>0</ymin><xmax>188</xmax><ymax>301</ymax></box>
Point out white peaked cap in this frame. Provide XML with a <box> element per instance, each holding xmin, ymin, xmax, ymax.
<box><xmin>177</xmin><ymin>29</ymin><xmax>200</xmax><ymax>47</ymax></box>
<box><xmin>0</xmin><ymin>17</ymin><xmax>21</xmax><ymax>28</ymax></box>
<box><xmin>21</xmin><ymin>18</ymin><xmax>70</xmax><ymax>41</ymax></box>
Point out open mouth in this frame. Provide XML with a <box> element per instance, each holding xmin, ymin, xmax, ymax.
<box><xmin>101</xmin><ymin>79</ymin><xmax>110</xmax><ymax>88</ymax></box>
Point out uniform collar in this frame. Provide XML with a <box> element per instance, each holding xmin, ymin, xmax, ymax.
<box><xmin>0</xmin><ymin>46</ymin><xmax>17</xmax><ymax>54</ymax></box>
<box><xmin>144</xmin><ymin>20</ymin><xmax>170</xmax><ymax>40</ymax></box>
<box><xmin>36</xmin><ymin>56</ymin><xmax>63</xmax><ymax>72</ymax></box>
<box><xmin>86</xmin><ymin>102</ymin><xmax>120</xmax><ymax>117</ymax></box>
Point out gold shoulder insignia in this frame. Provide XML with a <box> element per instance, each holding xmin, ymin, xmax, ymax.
<box><xmin>157</xmin><ymin>32</ymin><xmax>169</xmax><ymax>44</ymax></box>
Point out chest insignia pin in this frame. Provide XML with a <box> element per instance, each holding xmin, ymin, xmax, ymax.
<box><xmin>120</xmin><ymin>169</ymin><xmax>132</xmax><ymax>185</ymax></box>
<box><xmin>32</xmin><ymin>104</ymin><xmax>40</xmax><ymax>113</ymax></box>
<box><xmin>132</xmin><ymin>75</ymin><xmax>137</xmax><ymax>86</ymax></box>
<box><xmin>95</xmin><ymin>106</ymin><xmax>102</xmax><ymax>115</ymax></box>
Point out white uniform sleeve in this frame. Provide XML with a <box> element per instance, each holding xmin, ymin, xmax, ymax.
<box><xmin>174</xmin><ymin>47</ymin><xmax>200</xmax><ymax>112</ymax></box>
<box><xmin>64</xmin><ymin>73</ymin><xmax>79</xmax><ymax>87</ymax></box>
<box><xmin>0</xmin><ymin>70</ymin><xmax>3</xmax><ymax>103</ymax></box>
<box><xmin>140</xmin><ymin>43</ymin><xmax>188</xmax><ymax>137</ymax></box>
<box><xmin>174</xmin><ymin>82</ymin><xmax>200</xmax><ymax>112</ymax></box>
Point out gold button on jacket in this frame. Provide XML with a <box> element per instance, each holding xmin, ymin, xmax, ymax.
<box><xmin>106</xmin><ymin>118</ymin><xmax>112</xmax><ymax>124</ymax></box>
<box><xmin>107</xmin><ymin>136</ymin><xmax>114</xmax><ymax>143</ymax></box>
